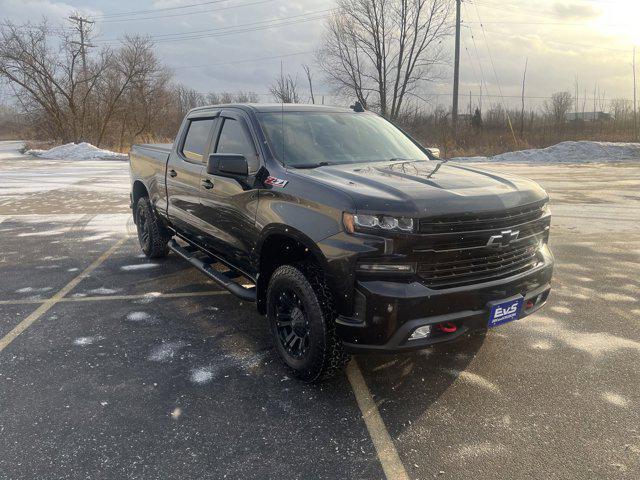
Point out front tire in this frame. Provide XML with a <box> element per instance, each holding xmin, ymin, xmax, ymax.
<box><xmin>135</xmin><ymin>196</ymin><xmax>170</xmax><ymax>259</ymax></box>
<box><xmin>266</xmin><ymin>264</ymin><xmax>350</xmax><ymax>382</ymax></box>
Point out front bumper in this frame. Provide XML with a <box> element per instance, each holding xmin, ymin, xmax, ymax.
<box><xmin>336</xmin><ymin>245</ymin><xmax>554</xmax><ymax>353</ymax></box>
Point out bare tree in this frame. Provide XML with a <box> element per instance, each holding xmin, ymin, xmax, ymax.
<box><xmin>544</xmin><ymin>91</ymin><xmax>573</xmax><ymax>127</ymax></box>
<box><xmin>317</xmin><ymin>0</ymin><xmax>452</xmax><ymax>119</ymax></box>
<box><xmin>270</xmin><ymin>71</ymin><xmax>300</xmax><ymax>103</ymax></box>
<box><xmin>0</xmin><ymin>20</ymin><xmax>172</xmax><ymax>147</ymax></box>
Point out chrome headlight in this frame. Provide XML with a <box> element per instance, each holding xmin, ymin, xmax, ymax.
<box><xmin>343</xmin><ymin>212</ymin><xmax>414</xmax><ymax>233</ymax></box>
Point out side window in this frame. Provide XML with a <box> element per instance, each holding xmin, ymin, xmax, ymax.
<box><xmin>181</xmin><ymin>118</ymin><xmax>215</xmax><ymax>163</ymax></box>
<box><xmin>216</xmin><ymin>118</ymin><xmax>259</xmax><ymax>173</ymax></box>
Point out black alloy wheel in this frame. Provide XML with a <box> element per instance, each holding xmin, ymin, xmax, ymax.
<box><xmin>275</xmin><ymin>289</ymin><xmax>310</xmax><ymax>359</ymax></box>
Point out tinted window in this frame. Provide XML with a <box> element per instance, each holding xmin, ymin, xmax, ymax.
<box><xmin>182</xmin><ymin>118</ymin><xmax>215</xmax><ymax>162</ymax></box>
<box><xmin>258</xmin><ymin>112</ymin><xmax>429</xmax><ymax>167</ymax></box>
<box><xmin>216</xmin><ymin>118</ymin><xmax>258</xmax><ymax>173</ymax></box>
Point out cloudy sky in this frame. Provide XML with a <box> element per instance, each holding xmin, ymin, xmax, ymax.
<box><xmin>0</xmin><ymin>0</ymin><xmax>638</xmax><ymax>112</ymax></box>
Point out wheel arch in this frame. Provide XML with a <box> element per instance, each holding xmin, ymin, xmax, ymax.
<box><xmin>255</xmin><ymin>224</ymin><xmax>330</xmax><ymax>314</ymax></box>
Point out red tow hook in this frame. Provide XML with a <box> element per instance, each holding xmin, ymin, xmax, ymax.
<box><xmin>435</xmin><ymin>322</ymin><xmax>458</xmax><ymax>334</ymax></box>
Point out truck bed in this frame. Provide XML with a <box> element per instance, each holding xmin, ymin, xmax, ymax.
<box><xmin>129</xmin><ymin>143</ymin><xmax>173</xmax><ymax>216</ymax></box>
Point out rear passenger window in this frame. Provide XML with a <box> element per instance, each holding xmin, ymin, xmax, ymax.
<box><xmin>182</xmin><ymin>118</ymin><xmax>215</xmax><ymax>162</ymax></box>
<box><xmin>216</xmin><ymin>118</ymin><xmax>259</xmax><ymax>173</ymax></box>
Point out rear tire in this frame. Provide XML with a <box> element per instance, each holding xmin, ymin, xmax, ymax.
<box><xmin>266</xmin><ymin>263</ymin><xmax>350</xmax><ymax>382</ymax></box>
<box><xmin>135</xmin><ymin>196</ymin><xmax>170</xmax><ymax>259</ymax></box>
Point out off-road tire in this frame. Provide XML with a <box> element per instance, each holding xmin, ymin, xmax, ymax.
<box><xmin>266</xmin><ymin>263</ymin><xmax>350</xmax><ymax>382</ymax></box>
<box><xmin>135</xmin><ymin>196</ymin><xmax>170</xmax><ymax>259</ymax></box>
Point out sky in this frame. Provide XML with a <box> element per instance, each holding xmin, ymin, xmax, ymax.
<box><xmin>0</xmin><ymin>0</ymin><xmax>638</xmax><ymax>112</ymax></box>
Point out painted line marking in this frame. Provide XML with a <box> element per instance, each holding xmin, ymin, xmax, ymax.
<box><xmin>0</xmin><ymin>237</ymin><xmax>127</xmax><ymax>353</ymax></box>
<box><xmin>346</xmin><ymin>359</ymin><xmax>410</xmax><ymax>480</ymax></box>
<box><xmin>0</xmin><ymin>290</ymin><xmax>230</xmax><ymax>306</ymax></box>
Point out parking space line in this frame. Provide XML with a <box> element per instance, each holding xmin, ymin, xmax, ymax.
<box><xmin>346</xmin><ymin>360</ymin><xmax>410</xmax><ymax>480</ymax></box>
<box><xmin>0</xmin><ymin>237</ymin><xmax>128</xmax><ymax>353</ymax></box>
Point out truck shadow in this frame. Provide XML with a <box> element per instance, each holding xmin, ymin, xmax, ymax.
<box><xmin>353</xmin><ymin>333</ymin><xmax>486</xmax><ymax>437</ymax></box>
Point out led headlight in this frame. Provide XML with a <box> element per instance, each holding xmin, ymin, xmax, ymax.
<box><xmin>343</xmin><ymin>213</ymin><xmax>414</xmax><ymax>233</ymax></box>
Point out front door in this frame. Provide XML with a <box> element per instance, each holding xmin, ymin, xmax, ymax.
<box><xmin>198</xmin><ymin>111</ymin><xmax>261</xmax><ymax>275</ymax></box>
<box><xmin>166</xmin><ymin>116</ymin><xmax>217</xmax><ymax>241</ymax></box>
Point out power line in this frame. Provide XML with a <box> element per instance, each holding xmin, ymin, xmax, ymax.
<box><xmin>97</xmin><ymin>0</ymin><xmax>277</xmax><ymax>23</ymax></box>
<box><xmin>172</xmin><ymin>50</ymin><xmax>314</xmax><ymax>69</ymax></box>
<box><xmin>96</xmin><ymin>10</ymin><xmax>332</xmax><ymax>46</ymax></box>
<box><xmin>471</xmin><ymin>1</ymin><xmax>518</xmax><ymax>144</ymax></box>
<box><xmin>133</xmin><ymin>8</ymin><xmax>333</xmax><ymax>40</ymax></box>
<box><xmin>94</xmin><ymin>0</ymin><xmax>236</xmax><ymax>19</ymax></box>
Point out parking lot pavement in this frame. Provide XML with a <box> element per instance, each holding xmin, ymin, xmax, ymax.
<box><xmin>1</xmin><ymin>142</ymin><xmax>639</xmax><ymax>479</ymax></box>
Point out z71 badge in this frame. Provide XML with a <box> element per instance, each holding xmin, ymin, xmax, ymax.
<box><xmin>264</xmin><ymin>176</ymin><xmax>288</xmax><ymax>188</ymax></box>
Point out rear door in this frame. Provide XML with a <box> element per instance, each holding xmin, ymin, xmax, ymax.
<box><xmin>166</xmin><ymin>113</ymin><xmax>218</xmax><ymax>240</ymax></box>
<box><xmin>198</xmin><ymin>110</ymin><xmax>261</xmax><ymax>275</ymax></box>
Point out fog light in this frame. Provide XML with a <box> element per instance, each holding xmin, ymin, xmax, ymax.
<box><xmin>409</xmin><ymin>325</ymin><xmax>431</xmax><ymax>340</ymax></box>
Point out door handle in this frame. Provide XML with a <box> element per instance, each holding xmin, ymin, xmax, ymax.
<box><xmin>201</xmin><ymin>179</ymin><xmax>214</xmax><ymax>189</ymax></box>
<box><xmin>169</xmin><ymin>169</ymin><xmax>177</xmax><ymax>178</ymax></box>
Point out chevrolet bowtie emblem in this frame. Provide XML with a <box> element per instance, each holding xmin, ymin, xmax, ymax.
<box><xmin>487</xmin><ymin>229</ymin><xmax>519</xmax><ymax>248</ymax></box>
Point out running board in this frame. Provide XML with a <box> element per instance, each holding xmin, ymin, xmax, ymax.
<box><xmin>168</xmin><ymin>239</ymin><xmax>256</xmax><ymax>302</ymax></box>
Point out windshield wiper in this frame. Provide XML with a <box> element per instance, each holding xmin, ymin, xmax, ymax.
<box><xmin>426</xmin><ymin>158</ymin><xmax>450</xmax><ymax>178</ymax></box>
<box><xmin>290</xmin><ymin>161</ymin><xmax>334</xmax><ymax>169</ymax></box>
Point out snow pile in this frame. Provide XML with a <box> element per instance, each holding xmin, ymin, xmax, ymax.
<box><xmin>452</xmin><ymin>141</ymin><xmax>640</xmax><ymax>164</ymax></box>
<box><xmin>27</xmin><ymin>142</ymin><xmax>127</xmax><ymax>161</ymax></box>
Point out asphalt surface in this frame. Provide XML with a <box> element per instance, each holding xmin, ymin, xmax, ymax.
<box><xmin>0</xmin><ymin>140</ymin><xmax>638</xmax><ymax>479</ymax></box>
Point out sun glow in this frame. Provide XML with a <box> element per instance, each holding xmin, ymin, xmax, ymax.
<box><xmin>593</xmin><ymin>0</ymin><xmax>640</xmax><ymax>46</ymax></box>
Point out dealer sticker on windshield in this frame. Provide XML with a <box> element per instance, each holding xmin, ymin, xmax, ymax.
<box><xmin>487</xmin><ymin>296</ymin><xmax>524</xmax><ymax>328</ymax></box>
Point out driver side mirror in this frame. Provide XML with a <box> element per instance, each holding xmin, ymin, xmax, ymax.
<box><xmin>207</xmin><ymin>153</ymin><xmax>248</xmax><ymax>177</ymax></box>
<box><xmin>426</xmin><ymin>147</ymin><xmax>441</xmax><ymax>159</ymax></box>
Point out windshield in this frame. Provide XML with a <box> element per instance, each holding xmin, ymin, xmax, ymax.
<box><xmin>258</xmin><ymin>111</ymin><xmax>430</xmax><ymax>168</ymax></box>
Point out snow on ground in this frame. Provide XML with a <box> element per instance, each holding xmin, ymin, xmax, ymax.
<box><xmin>27</xmin><ymin>142</ymin><xmax>127</xmax><ymax>161</ymax></box>
<box><xmin>0</xmin><ymin>141</ymin><xmax>129</xmax><ymax>199</ymax></box>
<box><xmin>452</xmin><ymin>141</ymin><xmax>640</xmax><ymax>164</ymax></box>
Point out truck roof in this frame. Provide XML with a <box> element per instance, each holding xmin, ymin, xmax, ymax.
<box><xmin>189</xmin><ymin>103</ymin><xmax>360</xmax><ymax>115</ymax></box>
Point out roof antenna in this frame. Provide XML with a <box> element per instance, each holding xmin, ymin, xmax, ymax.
<box><xmin>280</xmin><ymin>60</ymin><xmax>286</xmax><ymax>167</ymax></box>
<box><xmin>350</xmin><ymin>101</ymin><xmax>365</xmax><ymax>112</ymax></box>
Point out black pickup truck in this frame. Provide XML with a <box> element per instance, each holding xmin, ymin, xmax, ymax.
<box><xmin>129</xmin><ymin>103</ymin><xmax>553</xmax><ymax>382</ymax></box>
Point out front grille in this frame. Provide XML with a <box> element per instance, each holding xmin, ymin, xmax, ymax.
<box><xmin>418</xmin><ymin>243</ymin><xmax>540</xmax><ymax>289</ymax></box>
<box><xmin>413</xmin><ymin>201</ymin><xmax>549</xmax><ymax>289</ymax></box>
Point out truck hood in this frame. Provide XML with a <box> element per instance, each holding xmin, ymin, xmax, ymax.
<box><xmin>289</xmin><ymin>160</ymin><xmax>548</xmax><ymax>216</ymax></box>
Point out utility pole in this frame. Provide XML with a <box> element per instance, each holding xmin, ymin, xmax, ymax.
<box><xmin>68</xmin><ymin>14</ymin><xmax>95</xmax><ymax>80</ymax></box>
<box><xmin>634</xmin><ymin>46</ymin><xmax>638</xmax><ymax>140</ymax></box>
<box><xmin>452</xmin><ymin>0</ymin><xmax>461</xmax><ymax>133</ymax></box>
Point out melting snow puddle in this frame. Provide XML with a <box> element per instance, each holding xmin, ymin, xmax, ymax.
<box><xmin>603</xmin><ymin>392</ymin><xmax>629</xmax><ymax>408</ymax></box>
<box><xmin>15</xmin><ymin>286</ymin><xmax>53</xmax><ymax>294</ymax></box>
<box><xmin>86</xmin><ymin>287</ymin><xmax>120</xmax><ymax>295</ymax></box>
<box><xmin>444</xmin><ymin>369</ymin><xmax>500</xmax><ymax>394</ymax></box>
<box><xmin>190</xmin><ymin>367</ymin><xmax>216</xmax><ymax>384</ymax></box>
<box><xmin>530</xmin><ymin>340</ymin><xmax>554</xmax><ymax>350</ymax></box>
<box><xmin>188</xmin><ymin>351</ymin><xmax>269</xmax><ymax>385</ymax></box>
<box><xmin>148</xmin><ymin>341</ymin><xmax>188</xmax><ymax>362</ymax></box>
<box><xmin>121</xmin><ymin>263</ymin><xmax>159</xmax><ymax>271</ymax></box>
<box><xmin>125</xmin><ymin>311</ymin><xmax>157</xmax><ymax>324</ymax></box>
<box><xmin>74</xmin><ymin>335</ymin><xmax>105</xmax><ymax>346</ymax></box>
<box><xmin>551</xmin><ymin>305</ymin><xmax>572</xmax><ymax>314</ymax></box>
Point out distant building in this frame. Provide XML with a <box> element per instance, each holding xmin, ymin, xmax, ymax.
<box><xmin>566</xmin><ymin>111</ymin><xmax>613</xmax><ymax>122</ymax></box>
